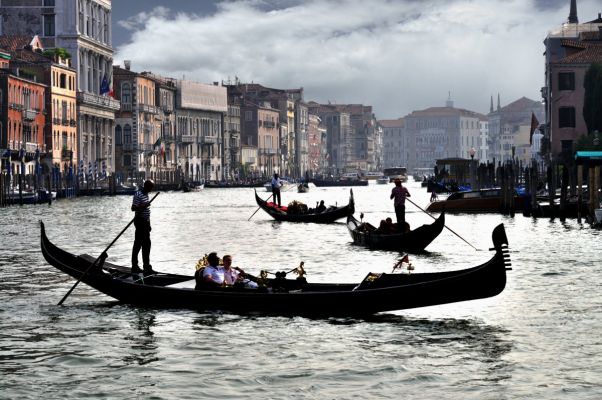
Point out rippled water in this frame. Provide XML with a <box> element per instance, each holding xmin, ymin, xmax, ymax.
<box><xmin>1</xmin><ymin>180</ymin><xmax>601</xmax><ymax>399</ymax></box>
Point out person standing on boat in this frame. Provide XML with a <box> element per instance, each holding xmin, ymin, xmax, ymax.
<box><xmin>271</xmin><ymin>173</ymin><xmax>283</xmax><ymax>207</ymax></box>
<box><xmin>390</xmin><ymin>178</ymin><xmax>411</xmax><ymax>227</ymax></box>
<box><xmin>131</xmin><ymin>179</ymin><xmax>155</xmax><ymax>274</ymax></box>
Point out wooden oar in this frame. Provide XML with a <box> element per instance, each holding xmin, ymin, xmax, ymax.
<box><xmin>58</xmin><ymin>192</ymin><xmax>160</xmax><ymax>305</ymax></box>
<box><xmin>405</xmin><ymin>197</ymin><xmax>480</xmax><ymax>251</ymax></box>
<box><xmin>248</xmin><ymin>183</ymin><xmax>296</xmax><ymax>221</ymax></box>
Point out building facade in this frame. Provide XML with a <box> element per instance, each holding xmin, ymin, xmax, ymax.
<box><xmin>542</xmin><ymin>2</ymin><xmax>602</xmax><ymax>157</ymax></box>
<box><xmin>1</xmin><ymin>0</ymin><xmax>120</xmax><ymax>178</ymax></box>
<box><xmin>176</xmin><ymin>80</ymin><xmax>227</xmax><ymax>182</ymax></box>
<box><xmin>378</xmin><ymin>118</ymin><xmax>406</xmax><ymax>169</ymax></box>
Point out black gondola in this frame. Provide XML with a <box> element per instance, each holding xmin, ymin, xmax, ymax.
<box><xmin>346</xmin><ymin>212</ymin><xmax>445</xmax><ymax>253</ymax></box>
<box><xmin>40</xmin><ymin>222</ymin><xmax>511</xmax><ymax>316</ymax></box>
<box><xmin>254</xmin><ymin>189</ymin><xmax>354</xmax><ymax>223</ymax></box>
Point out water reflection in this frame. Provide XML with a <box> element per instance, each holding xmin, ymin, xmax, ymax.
<box><xmin>123</xmin><ymin>309</ymin><xmax>158</xmax><ymax>366</ymax></box>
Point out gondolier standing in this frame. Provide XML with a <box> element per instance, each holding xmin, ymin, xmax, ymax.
<box><xmin>271</xmin><ymin>173</ymin><xmax>283</xmax><ymax>207</ymax></box>
<box><xmin>390</xmin><ymin>178</ymin><xmax>411</xmax><ymax>227</ymax></box>
<box><xmin>131</xmin><ymin>179</ymin><xmax>155</xmax><ymax>274</ymax></box>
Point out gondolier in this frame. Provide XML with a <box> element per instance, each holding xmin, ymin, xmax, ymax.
<box><xmin>390</xmin><ymin>179</ymin><xmax>411</xmax><ymax>227</ymax></box>
<box><xmin>131</xmin><ymin>179</ymin><xmax>155</xmax><ymax>274</ymax></box>
<box><xmin>271</xmin><ymin>173</ymin><xmax>283</xmax><ymax>207</ymax></box>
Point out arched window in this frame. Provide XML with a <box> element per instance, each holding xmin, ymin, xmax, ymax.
<box><xmin>115</xmin><ymin>125</ymin><xmax>122</xmax><ymax>145</ymax></box>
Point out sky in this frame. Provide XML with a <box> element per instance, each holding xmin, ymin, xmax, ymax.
<box><xmin>111</xmin><ymin>0</ymin><xmax>601</xmax><ymax>119</ymax></box>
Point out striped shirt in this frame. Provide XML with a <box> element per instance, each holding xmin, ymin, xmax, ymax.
<box><xmin>133</xmin><ymin>190</ymin><xmax>151</xmax><ymax>220</ymax></box>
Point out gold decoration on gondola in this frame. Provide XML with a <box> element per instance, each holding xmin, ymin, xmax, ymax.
<box><xmin>195</xmin><ymin>253</ymin><xmax>223</xmax><ymax>271</ymax></box>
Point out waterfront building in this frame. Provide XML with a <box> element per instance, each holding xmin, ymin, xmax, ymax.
<box><xmin>312</xmin><ymin>103</ymin><xmax>379</xmax><ymax>172</ymax></box>
<box><xmin>378</xmin><ymin>118</ymin><xmax>406</xmax><ymax>169</ymax></box>
<box><xmin>223</xmin><ymin>102</ymin><xmax>241</xmax><ymax>181</ymax></box>
<box><xmin>0</xmin><ymin>0</ymin><xmax>120</xmax><ymax>178</ymax></box>
<box><xmin>0</xmin><ymin>63</ymin><xmax>47</xmax><ymax>178</ymax></box>
<box><xmin>225</xmin><ymin>83</ymin><xmax>308</xmax><ymax>177</ymax></box>
<box><xmin>478</xmin><ymin>117</ymin><xmax>489</xmax><ymax>162</ymax></box>
<box><xmin>487</xmin><ymin>96</ymin><xmax>544</xmax><ymax>164</ymax></box>
<box><xmin>175</xmin><ymin>80</ymin><xmax>227</xmax><ymax>182</ymax></box>
<box><xmin>0</xmin><ymin>36</ymin><xmax>77</xmax><ymax>174</ymax></box>
<box><xmin>113</xmin><ymin>64</ymin><xmax>163</xmax><ymax>182</ymax></box>
<box><xmin>403</xmin><ymin>96</ymin><xmax>484</xmax><ymax>172</ymax></box>
<box><xmin>141</xmin><ymin>71</ymin><xmax>177</xmax><ymax>184</ymax></box>
<box><xmin>307</xmin><ymin>102</ymin><xmax>352</xmax><ymax>175</ymax></box>
<box><xmin>542</xmin><ymin>0</ymin><xmax>602</xmax><ymax>157</ymax></box>
<box><xmin>307</xmin><ymin>113</ymin><xmax>327</xmax><ymax>175</ymax></box>
<box><xmin>240</xmin><ymin>100</ymin><xmax>280</xmax><ymax>177</ymax></box>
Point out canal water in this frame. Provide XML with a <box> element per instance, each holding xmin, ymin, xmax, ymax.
<box><xmin>1</xmin><ymin>180</ymin><xmax>601</xmax><ymax>399</ymax></box>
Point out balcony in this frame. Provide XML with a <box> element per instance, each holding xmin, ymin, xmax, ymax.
<box><xmin>52</xmin><ymin>118</ymin><xmax>61</xmax><ymax>125</ymax></box>
<box><xmin>25</xmin><ymin>142</ymin><xmax>40</xmax><ymax>152</ymax></box>
<box><xmin>61</xmin><ymin>148</ymin><xmax>73</xmax><ymax>160</ymax></box>
<box><xmin>163</xmin><ymin>135</ymin><xmax>175</xmax><ymax>143</ymax></box>
<box><xmin>139</xmin><ymin>143</ymin><xmax>154</xmax><ymax>152</ymax></box>
<box><xmin>69</xmin><ymin>119</ymin><xmax>77</xmax><ymax>127</ymax></box>
<box><xmin>180</xmin><ymin>135</ymin><xmax>196</xmax><ymax>143</ymax></box>
<box><xmin>138</xmin><ymin>104</ymin><xmax>159</xmax><ymax>114</ymax></box>
<box><xmin>121</xmin><ymin>103</ymin><xmax>132</xmax><ymax>112</ymax></box>
<box><xmin>161</xmin><ymin>106</ymin><xmax>173</xmax><ymax>114</ymax></box>
<box><xmin>61</xmin><ymin>118</ymin><xmax>69</xmax><ymax>126</ymax></box>
<box><xmin>260</xmin><ymin>148</ymin><xmax>278</xmax><ymax>155</ymax></box>
<box><xmin>200</xmin><ymin>135</ymin><xmax>217</xmax><ymax>145</ymax></box>
<box><xmin>77</xmin><ymin>91</ymin><xmax>121</xmax><ymax>111</ymax></box>
<box><xmin>122</xmin><ymin>143</ymin><xmax>135</xmax><ymax>152</ymax></box>
<box><xmin>22</xmin><ymin>109</ymin><xmax>37</xmax><ymax>121</ymax></box>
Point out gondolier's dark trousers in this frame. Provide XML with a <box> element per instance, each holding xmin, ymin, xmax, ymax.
<box><xmin>395</xmin><ymin>205</ymin><xmax>406</xmax><ymax>227</ymax></box>
<box><xmin>132</xmin><ymin>217</ymin><xmax>152</xmax><ymax>269</ymax></box>
<box><xmin>272</xmin><ymin>187</ymin><xmax>281</xmax><ymax>207</ymax></box>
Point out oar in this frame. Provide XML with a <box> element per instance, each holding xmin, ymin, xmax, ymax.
<box><xmin>58</xmin><ymin>192</ymin><xmax>160</xmax><ymax>305</ymax></box>
<box><xmin>405</xmin><ymin>197</ymin><xmax>480</xmax><ymax>251</ymax></box>
<box><xmin>248</xmin><ymin>183</ymin><xmax>296</xmax><ymax>221</ymax></box>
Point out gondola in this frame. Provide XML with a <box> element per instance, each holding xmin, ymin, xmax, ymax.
<box><xmin>346</xmin><ymin>212</ymin><xmax>445</xmax><ymax>253</ymax></box>
<box><xmin>254</xmin><ymin>189</ymin><xmax>354</xmax><ymax>223</ymax></box>
<box><xmin>40</xmin><ymin>222</ymin><xmax>511</xmax><ymax>316</ymax></box>
<box><xmin>297</xmin><ymin>183</ymin><xmax>310</xmax><ymax>193</ymax></box>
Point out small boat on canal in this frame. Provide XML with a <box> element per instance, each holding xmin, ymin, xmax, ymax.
<box><xmin>346</xmin><ymin>212</ymin><xmax>445</xmax><ymax>253</ymax></box>
<box><xmin>254</xmin><ymin>189</ymin><xmax>354</xmax><ymax>223</ymax></box>
<box><xmin>297</xmin><ymin>182</ymin><xmax>310</xmax><ymax>193</ymax></box>
<box><xmin>426</xmin><ymin>188</ymin><xmax>526</xmax><ymax>213</ymax></box>
<box><xmin>40</xmin><ymin>222</ymin><xmax>511</xmax><ymax>316</ymax></box>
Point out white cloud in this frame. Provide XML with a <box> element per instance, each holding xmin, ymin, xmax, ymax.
<box><xmin>114</xmin><ymin>0</ymin><xmax>601</xmax><ymax>118</ymax></box>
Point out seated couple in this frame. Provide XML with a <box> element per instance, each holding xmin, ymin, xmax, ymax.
<box><xmin>195</xmin><ymin>252</ymin><xmax>259</xmax><ymax>289</ymax></box>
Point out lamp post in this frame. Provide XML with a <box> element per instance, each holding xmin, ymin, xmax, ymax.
<box><xmin>469</xmin><ymin>147</ymin><xmax>476</xmax><ymax>160</ymax></box>
<box><xmin>469</xmin><ymin>147</ymin><xmax>476</xmax><ymax>189</ymax></box>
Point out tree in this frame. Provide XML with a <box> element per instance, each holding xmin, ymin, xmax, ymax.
<box><xmin>583</xmin><ymin>63</ymin><xmax>602</xmax><ymax>134</ymax></box>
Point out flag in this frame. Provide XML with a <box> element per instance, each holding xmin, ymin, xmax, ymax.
<box><xmin>100</xmin><ymin>74</ymin><xmax>110</xmax><ymax>96</ymax></box>
<box><xmin>529</xmin><ymin>112</ymin><xmax>539</xmax><ymax>145</ymax></box>
<box><xmin>108</xmin><ymin>74</ymin><xmax>114</xmax><ymax>98</ymax></box>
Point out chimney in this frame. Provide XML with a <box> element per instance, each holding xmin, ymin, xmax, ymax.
<box><xmin>124</xmin><ymin>60</ymin><xmax>131</xmax><ymax>70</ymax></box>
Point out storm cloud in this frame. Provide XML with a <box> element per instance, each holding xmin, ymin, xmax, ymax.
<box><xmin>113</xmin><ymin>0</ymin><xmax>601</xmax><ymax>118</ymax></box>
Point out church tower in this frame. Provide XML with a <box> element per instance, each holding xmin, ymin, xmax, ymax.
<box><xmin>568</xmin><ymin>0</ymin><xmax>578</xmax><ymax>23</ymax></box>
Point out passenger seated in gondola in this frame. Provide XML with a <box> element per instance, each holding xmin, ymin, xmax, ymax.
<box><xmin>315</xmin><ymin>200</ymin><xmax>326</xmax><ymax>213</ymax></box>
<box><xmin>376</xmin><ymin>218</ymin><xmax>394</xmax><ymax>233</ymax></box>
<box><xmin>223</xmin><ymin>254</ymin><xmax>258</xmax><ymax>289</ymax></box>
<box><xmin>195</xmin><ymin>252</ymin><xmax>224</xmax><ymax>288</ymax></box>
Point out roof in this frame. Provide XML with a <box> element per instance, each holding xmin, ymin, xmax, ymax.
<box><xmin>557</xmin><ymin>43</ymin><xmax>602</xmax><ymax>63</ymax></box>
<box><xmin>378</xmin><ymin>119</ymin><xmax>404</xmax><ymax>128</ymax></box>
<box><xmin>406</xmin><ymin>106</ymin><xmax>485</xmax><ymax>119</ymax></box>
<box><xmin>0</xmin><ymin>35</ymin><xmax>34</xmax><ymax>52</ymax></box>
<box><xmin>499</xmin><ymin>97</ymin><xmax>542</xmax><ymax>113</ymax></box>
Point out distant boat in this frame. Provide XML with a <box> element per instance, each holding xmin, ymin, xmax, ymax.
<box><xmin>376</xmin><ymin>176</ymin><xmax>389</xmax><ymax>184</ymax></box>
<box><xmin>426</xmin><ymin>188</ymin><xmax>526</xmax><ymax>213</ymax></box>
<box><xmin>297</xmin><ymin>182</ymin><xmax>310</xmax><ymax>193</ymax></box>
